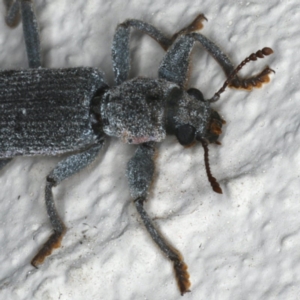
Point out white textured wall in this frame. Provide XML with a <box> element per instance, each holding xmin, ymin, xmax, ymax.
<box><xmin>0</xmin><ymin>1</ymin><xmax>298</xmax><ymax>299</ymax></box>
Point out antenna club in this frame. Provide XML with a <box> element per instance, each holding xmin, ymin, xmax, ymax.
<box><xmin>262</xmin><ymin>47</ymin><xmax>273</xmax><ymax>56</ymax></box>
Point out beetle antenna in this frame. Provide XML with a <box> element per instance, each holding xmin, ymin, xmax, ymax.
<box><xmin>200</xmin><ymin>139</ymin><xmax>223</xmax><ymax>194</ymax></box>
<box><xmin>208</xmin><ymin>47</ymin><xmax>274</xmax><ymax>102</ymax></box>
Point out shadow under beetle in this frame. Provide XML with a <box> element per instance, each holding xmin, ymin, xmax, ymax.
<box><xmin>2</xmin><ymin>0</ymin><xmax>274</xmax><ymax>295</ymax></box>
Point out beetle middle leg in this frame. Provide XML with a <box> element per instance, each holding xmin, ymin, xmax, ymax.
<box><xmin>31</xmin><ymin>142</ymin><xmax>104</xmax><ymax>267</ymax></box>
<box><xmin>127</xmin><ymin>142</ymin><xmax>190</xmax><ymax>295</ymax></box>
<box><xmin>4</xmin><ymin>0</ymin><xmax>41</xmax><ymax>68</ymax></box>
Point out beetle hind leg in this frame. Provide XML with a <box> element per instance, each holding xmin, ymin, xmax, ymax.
<box><xmin>31</xmin><ymin>142</ymin><xmax>104</xmax><ymax>267</ymax></box>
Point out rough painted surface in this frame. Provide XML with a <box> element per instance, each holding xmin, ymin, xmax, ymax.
<box><xmin>0</xmin><ymin>0</ymin><xmax>298</xmax><ymax>299</ymax></box>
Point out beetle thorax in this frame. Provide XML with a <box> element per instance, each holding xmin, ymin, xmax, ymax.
<box><xmin>100</xmin><ymin>78</ymin><xmax>178</xmax><ymax>144</ymax></box>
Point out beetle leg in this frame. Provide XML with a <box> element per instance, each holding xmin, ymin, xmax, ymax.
<box><xmin>112</xmin><ymin>14</ymin><xmax>207</xmax><ymax>85</ymax></box>
<box><xmin>112</xmin><ymin>20</ymin><xmax>172</xmax><ymax>85</ymax></box>
<box><xmin>159</xmin><ymin>34</ymin><xmax>195</xmax><ymax>87</ymax></box>
<box><xmin>4</xmin><ymin>0</ymin><xmax>41</xmax><ymax>67</ymax></box>
<box><xmin>20</xmin><ymin>0</ymin><xmax>41</xmax><ymax>68</ymax></box>
<box><xmin>159</xmin><ymin>31</ymin><xmax>273</xmax><ymax>90</ymax></box>
<box><xmin>171</xmin><ymin>13</ymin><xmax>207</xmax><ymax>42</ymax></box>
<box><xmin>190</xmin><ymin>32</ymin><xmax>236</xmax><ymax>78</ymax></box>
<box><xmin>4</xmin><ymin>0</ymin><xmax>21</xmax><ymax>27</ymax></box>
<box><xmin>159</xmin><ymin>32</ymin><xmax>236</xmax><ymax>88</ymax></box>
<box><xmin>127</xmin><ymin>142</ymin><xmax>191</xmax><ymax>295</ymax></box>
<box><xmin>31</xmin><ymin>141</ymin><xmax>104</xmax><ymax>267</ymax></box>
<box><xmin>0</xmin><ymin>159</ymin><xmax>12</xmax><ymax>170</ymax></box>
<box><xmin>191</xmin><ymin>33</ymin><xmax>273</xmax><ymax>90</ymax></box>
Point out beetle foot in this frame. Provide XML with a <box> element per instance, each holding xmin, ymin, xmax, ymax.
<box><xmin>230</xmin><ymin>67</ymin><xmax>275</xmax><ymax>90</ymax></box>
<box><xmin>172</xmin><ymin>13</ymin><xmax>207</xmax><ymax>42</ymax></box>
<box><xmin>173</xmin><ymin>259</ymin><xmax>191</xmax><ymax>295</ymax></box>
<box><xmin>31</xmin><ymin>227</ymin><xmax>66</xmax><ymax>268</ymax></box>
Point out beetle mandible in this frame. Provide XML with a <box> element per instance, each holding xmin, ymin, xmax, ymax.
<box><xmin>1</xmin><ymin>0</ymin><xmax>274</xmax><ymax>295</ymax></box>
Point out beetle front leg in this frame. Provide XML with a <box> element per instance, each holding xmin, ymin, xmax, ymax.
<box><xmin>31</xmin><ymin>142</ymin><xmax>104</xmax><ymax>267</ymax></box>
<box><xmin>112</xmin><ymin>14</ymin><xmax>207</xmax><ymax>85</ymax></box>
<box><xmin>159</xmin><ymin>32</ymin><xmax>238</xmax><ymax>88</ymax></box>
<box><xmin>159</xmin><ymin>31</ymin><xmax>273</xmax><ymax>89</ymax></box>
<box><xmin>112</xmin><ymin>20</ymin><xmax>172</xmax><ymax>85</ymax></box>
<box><xmin>127</xmin><ymin>142</ymin><xmax>191</xmax><ymax>295</ymax></box>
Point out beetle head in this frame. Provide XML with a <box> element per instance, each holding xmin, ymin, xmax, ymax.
<box><xmin>166</xmin><ymin>87</ymin><xmax>225</xmax><ymax>147</ymax></box>
<box><xmin>166</xmin><ymin>86</ymin><xmax>224</xmax><ymax>194</ymax></box>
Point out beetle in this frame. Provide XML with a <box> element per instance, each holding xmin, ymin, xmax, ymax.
<box><xmin>1</xmin><ymin>0</ymin><xmax>274</xmax><ymax>295</ymax></box>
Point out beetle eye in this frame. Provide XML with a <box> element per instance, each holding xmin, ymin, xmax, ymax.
<box><xmin>187</xmin><ymin>88</ymin><xmax>204</xmax><ymax>101</ymax></box>
<box><xmin>175</xmin><ymin>124</ymin><xmax>196</xmax><ymax>146</ymax></box>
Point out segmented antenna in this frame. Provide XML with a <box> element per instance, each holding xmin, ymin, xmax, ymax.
<box><xmin>209</xmin><ymin>47</ymin><xmax>274</xmax><ymax>102</ymax></box>
<box><xmin>200</xmin><ymin>139</ymin><xmax>222</xmax><ymax>194</ymax></box>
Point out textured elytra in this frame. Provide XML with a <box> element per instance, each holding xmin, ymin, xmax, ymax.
<box><xmin>0</xmin><ymin>67</ymin><xmax>107</xmax><ymax>157</ymax></box>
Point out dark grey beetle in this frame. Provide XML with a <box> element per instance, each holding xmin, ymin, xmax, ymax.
<box><xmin>2</xmin><ymin>0</ymin><xmax>274</xmax><ymax>295</ymax></box>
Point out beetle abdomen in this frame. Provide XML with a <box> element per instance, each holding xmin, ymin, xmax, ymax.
<box><xmin>0</xmin><ymin>68</ymin><xmax>107</xmax><ymax>158</ymax></box>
